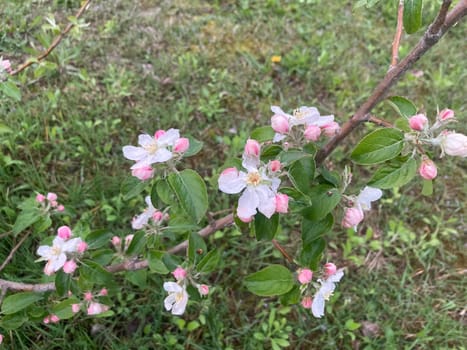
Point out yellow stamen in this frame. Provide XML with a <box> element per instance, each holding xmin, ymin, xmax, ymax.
<box><xmin>246</xmin><ymin>172</ymin><xmax>261</xmax><ymax>186</ymax></box>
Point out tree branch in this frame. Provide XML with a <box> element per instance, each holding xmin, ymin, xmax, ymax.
<box><xmin>9</xmin><ymin>0</ymin><xmax>92</xmax><ymax>76</ymax></box>
<box><xmin>315</xmin><ymin>0</ymin><xmax>466</xmax><ymax>164</ymax></box>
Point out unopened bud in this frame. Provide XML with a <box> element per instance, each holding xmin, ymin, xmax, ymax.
<box><xmin>304</xmin><ymin>125</ymin><xmax>321</xmax><ymax>141</ymax></box>
<box><xmin>409</xmin><ymin>114</ymin><xmax>428</xmax><ymax>131</ymax></box>
<box><xmin>172</xmin><ymin>267</ymin><xmax>187</xmax><ymax>281</ymax></box>
<box><xmin>419</xmin><ymin>157</ymin><xmax>437</xmax><ymax>180</ymax></box>
<box><xmin>63</xmin><ymin>260</ymin><xmax>77</xmax><ymax>274</ymax></box>
<box><xmin>271</xmin><ymin>114</ymin><xmax>290</xmax><ymax>134</ymax></box>
<box><xmin>275</xmin><ymin>193</ymin><xmax>289</xmax><ymax>214</ymax></box>
<box><xmin>269</xmin><ymin>160</ymin><xmax>281</xmax><ymax>172</ymax></box>
<box><xmin>131</xmin><ymin>166</ymin><xmax>154</xmax><ymax>181</ymax></box>
<box><xmin>173</xmin><ymin>137</ymin><xmax>190</xmax><ymax>153</ymax></box>
<box><xmin>324</xmin><ymin>263</ymin><xmax>337</xmax><ymax>277</ymax></box>
<box><xmin>297</xmin><ymin>268</ymin><xmax>313</xmax><ymax>284</ymax></box>
<box><xmin>301</xmin><ymin>296</ymin><xmax>312</xmax><ymax>309</ymax></box>
<box><xmin>341</xmin><ymin>207</ymin><xmax>364</xmax><ymax>229</ymax></box>
<box><xmin>57</xmin><ymin>226</ymin><xmax>72</xmax><ymax>240</ymax></box>
<box><xmin>244</xmin><ymin>139</ymin><xmax>260</xmax><ymax>157</ymax></box>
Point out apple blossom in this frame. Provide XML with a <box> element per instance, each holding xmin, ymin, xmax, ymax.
<box><xmin>37</xmin><ymin>236</ymin><xmax>84</xmax><ymax>274</ymax></box>
<box><xmin>84</xmin><ymin>292</ymin><xmax>93</xmax><ymax>301</ymax></box>
<box><xmin>342</xmin><ymin>186</ymin><xmax>382</xmax><ymax>231</ymax></box>
<box><xmin>268</xmin><ymin>160</ymin><xmax>281</xmax><ymax>173</ymax></box>
<box><xmin>341</xmin><ymin>207</ymin><xmax>364</xmax><ymax>229</ymax></box>
<box><xmin>172</xmin><ymin>267</ymin><xmax>187</xmax><ymax>281</ymax></box>
<box><xmin>324</xmin><ymin>263</ymin><xmax>337</xmax><ymax>277</ymax></box>
<box><xmin>87</xmin><ymin>302</ymin><xmax>109</xmax><ymax>315</ymax></box>
<box><xmin>419</xmin><ymin>158</ymin><xmax>437</xmax><ymax>180</ymax></box>
<box><xmin>271</xmin><ymin>114</ymin><xmax>290</xmax><ymax>134</ymax></box>
<box><xmin>198</xmin><ymin>284</ymin><xmax>209</xmax><ymax>296</ymax></box>
<box><xmin>99</xmin><ymin>288</ymin><xmax>108</xmax><ymax>296</ymax></box>
<box><xmin>173</xmin><ymin>137</ymin><xmax>190</xmax><ymax>153</ymax></box>
<box><xmin>321</xmin><ymin>121</ymin><xmax>340</xmax><ymax>137</ymax></box>
<box><xmin>111</xmin><ymin>236</ymin><xmax>121</xmax><ymax>248</ymax></box>
<box><xmin>36</xmin><ymin>193</ymin><xmax>46</xmax><ymax>203</ymax></box>
<box><xmin>297</xmin><ymin>268</ymin><xmax>313</xmax><ymax>285</ymax></box>
<box><xmin>123</xmin><ymin>128</ymin><xmax>181</xmax><ymax>169</ymax></box>
<box><xmin>72</xmin><ymin>304</ymin><xmax>81</xmax><ymax>313</ymax></box>
<box><xmin>301</xmin><ymin>296</ymin><xmax>312</xmax><ymax>309</ymax></box>
<box><xmin>435</xmin><ymin>131</ymin><xmax>467</xmax><ymax>158</ymax></box>
<box><xmin>163</xmin><ymin>282</ymin><xmax>189</xmax><ymax>316</ymax></box>
<box><xmin>311</xmin><ymin>268</ymin><xmax>344</xmax><ymax>318</ymax></box>
<box><xmin>77</xmin><ymin>241</ymin><xmax>88</xmax><ymax>253</ymax></box>
<box><xmin>275</xmin><ymin>193</ymin><xmax>289</xmax><ymax>214</ymax></box>
<box><xmin>0</xmin><ymin>333</ymin><xmax>3</xmax><ymax>344</ymax></box>
<box><xmin>408</xmin><ymin>113</ymin><xmax>428</xmax><ymax>131</ymax></box>
<box><xmin>218</xmin><ymin>143</ymin><xmax>281</xmax><ymax>220</ymax></box>
<box><xmin>0</xmin><ymin>59</ymin><xmax>11</xmax><ymax>73</ymax></box>
<box><xmin>304</xmin><ymin>124</ymin><xmax>321</xmax><ymax>141</ymax></box>
<box><xmin>56</xmin><ymin>205</ymin><xmax>65</xmax><ymax>212</ymax></box>
<box><xmin>63</xmin><ymin>260</ymin><xmax>77</xmax><ymax>274</ymax></box>
<box><xmin>47</xmin><ymin>192</ymin><xmax>58</xmax><ymax>201</ymax></box>
<box><xmin>131</xmin><ymin>165</ymin><xmax>155</xmax><ymax>180</ymax></box>
<box><xmin>244</xmin><ymin>139</ymin><xmax>261</xmax><ymax>158</ymax></box>
<box><xmin>50</xmin><ymin>315</ymin><xmax>60</xmax><ymax>323</ymax></box>
<box><xmin>124</xmin><ymin>234</ymin><xmax>134</xmax><ymax>247</ymax></box>
<box><xmin>132</xmin><ymin>196</ymin><xmax>158</xmax><ymax>229</ymax></box>
<box><xmin>57</xmin><ymin>225</ymin><xmax>72</xmax><ymax>240</ymax></box>
<box><xmin>438</xmin><ymin>108</ymin><xmax>454</xmax><ymax>121</ymax></box>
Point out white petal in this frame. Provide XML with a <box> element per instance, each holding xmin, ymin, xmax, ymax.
<box><xmin>273</xmin><ymin>133</ymin><xmax>287</xmax><ymax>143</ymax></box>
<box><xmin>138</xmin><ymin>134</ymin><xmax>154</xmax><ymax>147</ymax></box>
<box><xmin>163</xmin><ymin>282</ymin><xmax>182</xmax><ymax>293</ymax></box>
<box><xmin>132</xmin><ymin>212</ymin><xmax>151</xmax><ymax>229</ymax></box>
<box><xmin>172</xmin><ymin>291</ymin><xmax>188</xmax><ymax>315</ymax></box>
<box><xmin>158</xmin><ymin>129</ymin><xmax>180</xmax><ymax>146</ymax></box>
<box><xmin>145</xmin><ymin>195</ymin><xmax>155</xmax><ymax>209</ymax></box>
<box><xmin>62</xmin><ymin>238</ymin><xmax>82</xmax><ymax>253</ymax></box>
<box><xmin>237</xmin><ymin>188</ymin><xmax>259</xmax><ymax>219</ymax></box>
<box><xmin>270</xmin><ymin>177</ymin><xmax>281</xmax><ymax>193</ymax></box>
<box><xmin>164</xmin><ymin>294</ymin><xmax>176</xmax><ymax>311</ymax></box>
<box><xmin>358</xmin><ymin>186</ymin><xmax>383</xmax><ymax>211</ymax></box>
<box><xmin>311</xmin><ymin>293</ymin><xmax>325</xmax><ymax>318</ymax></box>
<box><xmin>327</xmin><ymin>269</ymin><xmax>344</xmax><ymax>283</ymax></box>
<box><xmin>123</xmin><ymin>146</ymin><xmax>147</xmax><ymax>161</ymax></box>
<box><xmin>313</xmin><ymin>115</ymin><xmax>334</xmax><ymax>127</ymax></box>
<box><xmin>218</xmin><ymin>170</ymin><xmax>246</xmax><ymax>194</ymax></box>
<box><xmin>52</xmin><ymin>236</ymin><xmax>66</xmax><ymax>248</ymax></box>
<box><xmin>271</xmin><ymin>106</ymin><xmax>286</xmax><ymax>115</ymax></box>
<box><xmin>256</xmin><ymin>185</ymin><xmax>276</xmax><ymax>218</ymax></box>
<box><xmin>153</xmin><ymin>148</ymin><xmax>173</xmax><ymax>163</ymax></box>
<box><xmin>37</xmin><ymin>245</ymin><xmax>52</xmax><ymax>259</ymax></box>
<box><xmin>242</xmin><ymin>156</ymin><xmax>260</xmax><ymax>172</ymax></box>
<box><xmin>51</xmin><ymin>253</ymin><xmax>67</xmax><ymax>271</ymax></box>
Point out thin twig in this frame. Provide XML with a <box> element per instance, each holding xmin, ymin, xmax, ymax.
<box><xmin>9</xmin><ymin>0</ymin><xmax>92</xmax><ymax>76</ymax></box>
<box><xmin>390</xmin><ymin>0</ymin><xmax>404</xmax><ymax>68</ymax></box>
<box><xmin>367</xmin><ymin>116</ymin><xmax>393</xmax><ymax>128</ymax></box>
<box><xmin>0</xmin><ymin>231</ymin><xmax>32</xmax><ymax>272</ymax></box>
<box><xmin>429</xmin><ymin>0</ymin><xmax>453</xmax><ymax>35</ymax></box>
<box><xmin>272</xmin><ymin>239</ymin><xmax>294</xmax><ymax>264</ymax></box>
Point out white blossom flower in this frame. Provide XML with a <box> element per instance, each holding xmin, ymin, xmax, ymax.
<box><xmin>163</xmin><ymin>282</ymin><xmax>189</xmax><ymax>315</ymax></box>
<box><xmin>218</xmin><ymin>150</ymin><xmax>280</xmax><ymax>221</ymax></box>
<box><xmin>356</xmin><ymin>186</ymin><xmax>383</xmax><ymax>211</ymax></box>
<box><xmin>132</xmin><ymin>196</ymin><xmax>157</xmax><ymax>229</ymax></box>
<box><xmin>311</xmin><ymin>269</ymin><xmax>344</xmax><ymax>318</ymax></box>
<box><xmin>37</xmin><ymin>237</ymin><xmax>84</xmax><ymax>274</ymax></box>
<box><xmin>123</xmin><ymin>129</ymin><xmax>180</xmax><ymax>169</ymax></box>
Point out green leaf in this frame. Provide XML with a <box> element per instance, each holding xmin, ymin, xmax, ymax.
<box><xmin>126</xmin><ymin>269</ymin><xmax>147</xmax><ymax>288</ymax></box>
<box><xmin>52</xmin><ymin>298</ymin><xmax>79</xmax><ymax>320</ymax></box>
<box><xmin>254</xmin><ymin>213</ymin><xmax>279</xmax><ymax>241</ymax></box>
<box><xmin>0</xmin><ymin>312</ymin><xmax>28</xmax><ymax>330</ymax></box>
<box><xmin>261</xmin><ymin>144</ymin><xmax>283</xmax><ymax>162</ymax></box>
<box><xmin>403</xmin><ymin>0</ymin><xmax>423</xmax><ymax>34</ymax></box>
<box><xmin>167</xmin><ymin>169</ymin><xmax>208</xmax><ymax>223</ymax></box>
<box><xmin>86</xmin><ymin>229</ymin><xmax>113</xmax><ymax>249</ymax></box>
<box><xmin>387</xmin><ymin>96</ymin><xmax>417</xmax><ymax>118</ymax></box>
<box><xmin>1</xmin><ymin>293</ymin><xmax>43</xmax><ymax>315</ymax></box>
<box><xmin>55</xmin><ymin>270</ymin><xmax>71</xmax><ymax>297</ymax></box>
<box><xmin>1</xmin><ymin>81</ymin><xmax>22</xmax><ymax>101</ymax></box>
<box><xmin>80</xmin><ymin>260</ymin><xmax>114</xmax><ymax>287</ymax></box>
<box><xmin>196</xmin><ymin>249</ymin><xmax>220</xmax><ymax>273</ymax></box>
<box><xmin>300</xmin><ymin>238</ymin><xmax>326</xmax><ymax>270</ymax></box>
<box><xmin>244</xmin><ymin>265</ymin><xmax>294</xmax><ymax>296</ymax></box>
<box><xmin>301</xmin><ymin>214</ymin><xmax>334</xmax><ymax>246</ymax></box>
<box><xmin>152</xmin><ymin>178</ymin><xmax>173</xmax><ymax>206</ymax></box>
<box><xmin>12</xmin><ymin>209</ymin><xmax>41</xmax><ymax>236</ymax></box>
<box><xmin>162</xmin><ymin>253</ymin><xmax>182</xmax><ymax>271</ymax></box>
<box><xmin>369</xmin><ymin>156</ymin><xmax>417</xmax><ymax>189</ymax></box>
<box><xmin>279</xmin><ymin>285</ymin><xmax>301</xmax><ymax>305</ymax></box>
<box><xmin>183</xmin><ymin>136</ymin><xmax>203</xmax><ymax>157</ymax></box>
<box><xmin>250</xmin><ymin>126</ymin><xmax>275</xmax><ymax>142</ymax></box>
<box><xmin>317</xmin><ymin>167</ymin><xmax>341</xmax><ymax>187</ymax></box>
<box><xmin>126</xmin><ymin>231</ymin><xmax>147</xmax><ymax>256</ymax></box>
<box><xmin>351</xmin><ymin>129</ymin><xmax>404</xmax><ymax>165</ymax></box>
<box><xmin>33</xmin><ymin>215</ymin><xmax>52</xmax><ymax>234</ymax></box>
<box><xmin>0</xmin><ymin>123</ymin><xmax>13</xmax><ymax>134</ymax></box>
<box><xmin>345</xmin><ymin>319</ymin><xmax>362</xmax><ymax>331</ymax></box>
<box><xmin>188</xmin><ymin>232</ymin><xmax>207</xmax><ymax>264</ymax></box>
<box><xmin>120</xmin><ymin>176</ymin><xmax>147</xmax><ymax>201</ymax></box>
<box><xmin>280</xmin><ymin>150</ymin><xmax>310</xmax><ymax>165</ymax></box>
<box><xmin>288</xmin><ymin>156</ymin><xmax>315</xmax><ymax>194</ymax></box>
<box><xmin>421</xmin><ymin>179</ymin><xmax>433</xmax><ymax>196</ymax></box>
<box><xmin>148</xmin><ymin>250</ymin><xmax>170</xmax><ymax>274</ymax></box>
<box><xmin>301</xmin><ymin>186</ymin><xmax>341</xmax><ymax>221</ymax></box>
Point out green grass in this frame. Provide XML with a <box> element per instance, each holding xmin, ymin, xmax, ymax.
<box><xmin>0</xmin><ymin>0</ymin><xmax>466</xmax><ymax>349</ymax></box>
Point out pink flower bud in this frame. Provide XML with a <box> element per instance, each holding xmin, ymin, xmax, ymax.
<box><xmin>87</xmin><ymin>302</ymin><xmax>108</xmax><ymax>315</ymax></box>
<box><xmin>301</xmin><ymin>296</ymin><xmax>312</xmax><ymax>309</ymax></box>
<box><xmin>77</xmin><ymin>241</ymin><xmax>88</xmax><ymax>254</ymax></box>
<box><xmin>131</xmin><ymin>166</ymin><xmax>154</xmax><ymax>180</ymax></box>
<box><xmin>84</xmin><ymin>292</ymin><xmax>93</xmax><ymax>301</ymax></box>
<box><xmin>268</xmin><ymin>160</ymin><xmax>281</xmax><ymax>172</ymax></box>
<box><xmin>172</xmin><ymin>267</ymin><xmax>187</xmax><ymax>281</ymax></box>
<box><xmin>36</xmin><ymin>193</ymin><xmax>46</xmax><ymax>203</ymax></box>
<box><xmin>198</xmin><ymin>284</ymin><xmax>209</xmax><ymax>296</ymax></box>
<box><xmin>341</xmin><ymin>207</ymin><xmax>364</xmax><ymax>229</ymax></box>
<box><xmin>63</xmin><ymin>260</ymin><xmax>77</xmax><ymax>274</ymax></box>
<box><xmin>173</xmin><ymin>137</ymin><xmax>190</xmax><ymax>153</ymax></box>
<box><xmin>124</xmin><ymin>234</ymin><xmax>134</xmax><ymax>247</ymax></box>
<box><xmin>0</xmin><ymin>334</ymin><xmax>3</xmax><ymax>344</ymax></box>
<box><xmin>244</xmin><ymin>139</ymin><xmax>260</xmax><ymax>157</ymax></box>
<box><xmin>154</xmin><ymin>130</ymin><xmax>166</xmax><ymax>139</ymax></box>
<box><xmin>152</xmin><ymin>211</ymin><xmax>163</xmax><ymax>222</ymax></box>
<box><xmin>321</xmin><ymin>121</ymin><xmax>340</xmax><ymax>137</ymax></box>
<box><xmin>419</xmin><ymin>158</ymin><xmax>437</xmax><ymax>180</ymax></box>
<box><xmin>324</xmin><ymin>263</ymin><xmax>337</xmax><ymax>277</ymax></box>
<box><xmin>409</xmin><ymin>114</ymin><xmax>428</xmax><ymax>131</ymax></box>
<box><xmin>56</xmin><ymin>204</ymin><xmax>65</xmax><ymax>212</ymax></box>
<box><xmin>50</xmin><ymin>314</ymin><xmax>60</xmax><ymax>323</ymax></box>
<box><xmin>72</xmin><ymin>303</ymin><xmax>81</xmax><ymax>313</ymax></box>
<box><xmin>99</xmin><ymin>288</ymin><xmax>108</xmax><ymax>296</ymax></box>
<box><xmin>57</xmin><ymin>226</ymin><xmax>72</xmax><ymax>240</ymax></box>
<box><xmin>438</xmin><ymin>108</ymin><xmax>454</xmax><ymax>121</ymax></box>
<box><xmin>111</xmin><ymin>236</ymin><xmax>121</xmax><ymax>248</ymax></box>
<box><xmin>1</xmin><ymin>59</ymin><xmax>11</xmax><ymax>73</ymax></box>
<box><xmin>43</xmin><ymin>316</ymin><xmax>50</xmax><ymax>324</ymax></box>
<box><xmin>275</xmin><ymin>194</ymin><xmax>289</xmax><ymax>214</ymax></box>
<box><xmin>297</xmin><ymin>268</ymin><xmax>313</xmax><ymax>284</ymax></box>
<box><xmin>441</xmin><ymin>132</ymin><xmax>467</xmax><ymax>157</ymax></box>
<box><xmin>271</xmin><ymin>114</ymin><xmax>290</xmax><ymax>134</ymax></box>
<box><xmin>238</xmin><ymin>215</ymin><xmax>253</xmax><ymax>223</ymax></box>
<box><xmin>304</xmin><ymin>125</ymin><xmax>321</xmax><ymax>141</ymax></box>
<box><xmin>47</xmin><ymin>192</ymin><xmax>58</xmax><ymax>201</ymax></box>
<box><xmin>50</xmin><ymin>200</ymin><xmax>58</xmax><ymax>207</ymax></box>
<box><xmin>44</xmin><ymin>261</ymin><xmax>55</xmax><ymax>276</ymax></box>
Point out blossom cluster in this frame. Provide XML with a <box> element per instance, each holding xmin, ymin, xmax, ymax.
<box><xmin>71</xmin><ymin>289</ymin><xmax>110</xmax><ymax>316</ymax></box>
<box><xmin>342</xmin><ymin>186</ymin><xmax>383</xmax><ymax>231</ymax></box>
<box><xmin>297</xmin><ymin>263</ymin><xmax>344</xmax><ymax>318</ymax></box>
<box><xmin>0</xmin><ymin>58</ymin><xmax>12</xmax><ymax>75</ymax></box>
<box><xmin>36</xmin><ymin>192</ymin><xmax>65</xmax><ymax>212</ymax></box>
<box><xmin>163</xmin><ymin>266</ymin><xmax>209</xmax><ymax>315</ymax></box>
<box><xmin>218</xmin><ymin>139</ymin><xmax>289</xmax><ymax>222</ymax></box>
<box><xmin>406</xmin><ymin>109</ymin><xmax>467</xmax><ymax>180</ymax></box>
<box><xmin>271</xmin><ymin>106</ymin><xmax>340</xmax><ymax>144</ymax></box>
<box><xmin>36</xmin><ymin>226</ymin><xmax>87</xmax><ymax>275</ymax></box>
<box><xmin>131</xmin><ymin>195</ymin><xmax>168</xmax><ymax>230</ymax></box>
<box><xmin>122</xmin><ymin>128</ymin><xmax>190</xmax><ymax>180</ymax></box>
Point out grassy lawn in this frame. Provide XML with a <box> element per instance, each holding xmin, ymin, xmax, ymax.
<box><xmin>0</xmin><ymin>0</ymin><xmax>466</xmax><ymax>349</ymax></box>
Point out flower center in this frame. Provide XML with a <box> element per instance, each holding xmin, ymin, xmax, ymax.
<box><xmin>246</xmin><ymin>172</ymin><xmax>261</xmax><ymax>186</ymax></box>
<box><xmin>143</xmin><ymin>141</ymin><xmax>159</xmax><ymax>155</ymax></box>
<box><xmin>293</xmin><ymin>108</ymin><xmax>306</xmax><ymax>119</ymax></box>
<box><xmin>323</xmin><ymin>290</ymin><xmax>333</xmax><ymax>301</ymax></box>
<box><xmin>175</xmin><ymin>291</ymin><xmax>184</xmax><ymax>302</ymax></box>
